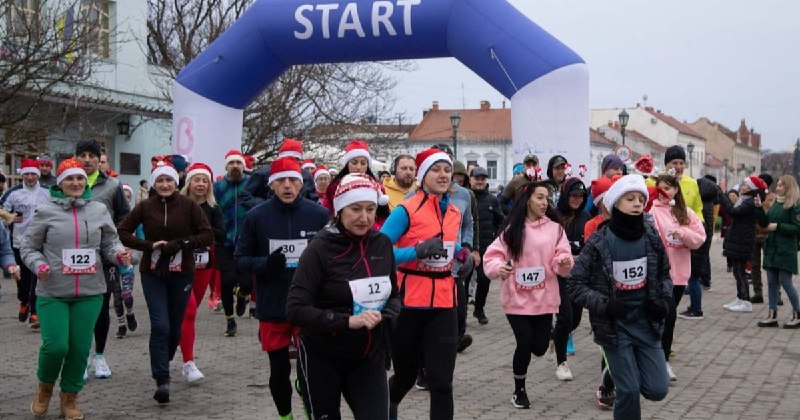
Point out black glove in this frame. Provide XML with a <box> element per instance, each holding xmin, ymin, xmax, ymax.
<box><xmin>154</xmin><ymin>253</ymin><xmax>172</xmax><ymax>277</ymax></box>
<box><xmin>267</xmin><ymin>248</ymin><xmax>286</xmax><ymax>273</ymax></box>
<box><xmin>415</xmin><ymin>237</ymin><xmax>445</xmax><ymax>259</ymax></box>
<box><xmin>160</xmin><ymin>239</ymin><xmax>183</xmax><ymax>257</ymax></box>
<box><xmin>605</xmin><ymin>298</ymin><xmax>627</xmax><ymax>319</ymax></box>
<box><xmin>456</xmin><ymin>251</ymin><xmax>475</xmax><ymax>280</ymax></box>
<box><xmin>644</xmin><ymin>297</ymin><xmax>672</xmax><ymax>322</ymax></box>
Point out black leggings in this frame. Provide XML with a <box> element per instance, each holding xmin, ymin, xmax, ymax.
<box><xmin>662</xmin><ymin>285</ymin><xmax>685</xmax><ymax>361</ymax></box>
<box><xmin>390</xmin><ymin>308</ymin><xmax>458</xmax><ymax>420</ymax></box>
<box><xmin>297</xmin><ymin>341</ymin><xmax>389</xmax><ymax>420</ymax></box>
<box><xmin>506</xmin><ymin>314</ymin><xmax>553</xmax><ymax>377</ymax></box>
<box><xmin>217</xmin><ymin>246</ymin><xmax>252</xmax><ymax>317</ymax></box>
<box><xmin>474</xmin><ymin>259</ymin><xmax>491</xmax><ymax>311</ymax></box>
<box><xmin>13</xmin><ymin>248</ymin><xmax>35</xmax><ymax>311</ymax></box>
<box><xmin>553</xmin><ymin>278</ymin><xmax>583</xmax><ymax>364</ymax></box>
<box><xmin>268</xmin><ymin>347</ymin><xmax>293</xmax><ymax>417</ymax></box>
<box><xmin>731</xmin><ymin>258</ymin><xmax>751</xmax><ymax>301</ymax></box>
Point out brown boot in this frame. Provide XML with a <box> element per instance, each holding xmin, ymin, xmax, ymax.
<box><xmin>60</xmin><ymin>392</ymin><xmax>84</xmax><ymax>420</ymax></box>
<box><xmin>30</xmin><ymin>382</ymin><xmax>54</xmax><ymax>416</ymax></box>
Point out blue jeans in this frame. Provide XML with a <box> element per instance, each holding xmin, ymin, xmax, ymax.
<box><xmin>766</xmin><ymin>268</ymin><xmax>800</xmax><ymax>311</ymax></box>
<box><xmin>687</xmin><ymin>275</ymin><xmax>703</xmax><ymax>312</ymax></box>
<box><xmin>141</xmin><ymin>273</ymin><xmax>193</xmax><ymax>380</ymax></box>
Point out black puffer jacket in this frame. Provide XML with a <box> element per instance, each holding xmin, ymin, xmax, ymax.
<box><xmin>286</xmin><ymin>226</ymin><xmax>400</xmax><ymax>367</ymax></box>
<box><xmin>719</xmin><ymin>192</ymin><xmax>757</xmax><ymax>260</ymax></box>
<box><xmin>567</xmin><ymin>218</ymin><xmax>672</xmax><ymax>347</ymax></box>
<box><xmin>471</xmin><ymin>187</ymin><xmax>504</xmax><ymax>252</ymax></box>
<box><xmin>691</xmin><ymin>178</ymin><xmax>721</xmax><ymax>276</ymax></box>
<box><xmin>557</xmin><ymin>177</ymin><xmax>590</xmax><ymax>256</ymax></box>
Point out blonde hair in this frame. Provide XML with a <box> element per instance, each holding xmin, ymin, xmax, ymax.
<box><xmin>180</xmin><ymin>174</ymin><xmax>217</xmax><ymax>207</ymax></box>
<box><xmin>778</xmin><ymin>175</ymin><xmax>799</xmax><ymax>209</ymax></box>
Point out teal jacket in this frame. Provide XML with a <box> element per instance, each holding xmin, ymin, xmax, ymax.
<box><xmin>757</xmin><ymin>201</ymin><xmax>800</xmax><ymax>274</ymax></box>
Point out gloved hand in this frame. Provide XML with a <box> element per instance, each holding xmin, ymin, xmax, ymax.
<box><xmin>644</xmin><ymin>297</ymin><xmax>672</xmax><ymax>321</ymax></box>
<box><xmin>154</xmin><ymin>253</ymin><xmax>172</xmax><ymax>277</ymax></box>
<box><xmin>415</xmin><ymin>237</ymin><xmax>445</xmax><ymax>259</ymax></box>
<box><xmin>267</xmin><ymin>248</ymin><xmax>286</xmax><ymax>273</ymax></box>
<box><xmin>456</xmin><ymin>248</ymin><xmax>470</xmax><ymax>263</ymax></box>
<box><xmin>456</xmin><ymin>251</ymin><xmax>475</xmax><ymax>280</ymax></box>
<box><xmin>160</xmin><ymin>239</ymin><xmax>183</xmax><ymax>257</ymax></box>
<box><xmin>605</xmin><ymin>298</ymin><xmax>627</xmax><ymax>319</ymax></box>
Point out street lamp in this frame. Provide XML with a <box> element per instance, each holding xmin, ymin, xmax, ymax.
<box><xmin>450</xmin><ymin>112</ymin><xmax>461</xmax><ymax>160</ymax></box>
<box><xmin>618</xmin><ymin>109</ymin><xmax>629</xmax><ymax>146</ymax></box>
<box><xmin>686</xmin><ymin>142</ymin><xmax>695</xmax><ymax>178</ymax></box>
<box><xmin>723</xmin><ymin>158</ymin><xmax>729</xmax><ymax>189</ymax></box>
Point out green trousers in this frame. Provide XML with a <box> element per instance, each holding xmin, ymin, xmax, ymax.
<box><xmin>36</xmin><ymin>295</ymin><xmax>103</xmax><ymax>392</ymax></box>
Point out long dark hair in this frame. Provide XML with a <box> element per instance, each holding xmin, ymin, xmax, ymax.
<box><xmin>500</xmin><ymin>181</ymin><xmax>563</xmax><ymax>261</ymax></box>
<box><xmin>332</xmin><ymin>160</ymin><xmax>376</xmax><ymax>184</ymax></box>
<box><xmin>655</xmin><ymin>174</ymin><xmax>689</xmax><ymax>225</ymax></box>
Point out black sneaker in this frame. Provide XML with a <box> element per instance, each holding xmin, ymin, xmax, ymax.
<box><xmin>457</xmin><ymin>334</ymin><xmax>473</xmax><ymax>353</ymax></box>
<box><xmin>596</xmin><ymin>385</ymin><xmax>615</xmax><ymax>409</ymax></box>
<box><xmin>414</xmin><ymin>371</ymin><xmax>428</xmax><ymax>390</ymax></box>
<box><xmin>751</xmin><ymin>295</ymin><xmax>764</xmax><ymax>304</ymax></box>
<box><xmin>473</xmin><ymin>309</ymin><xmax>489</xmax><ymax>325</ymax></box>
<box><xmin>153</xmin><ymin>384</ymin><xmax>170</xmax><ymax>404</ymax></box>
<box><xmin>235</xmin><ymin>291</ymin><xmax>249</xmax><ymax>317</ymax></box>
<box><xmin>225</xmin><ymin>318</ymin><xmax>237</xmax><ymax>337</ymax></box>
<box><xmin>115</xmin><ymin>325</ymin><xmax>127</xmax><ymax>339</ymax></box>
<box><xmin>511</xmin><ymin>389</ymin><xmax>530</xmax><ymax>409</ymax></box>
<box><xmin>677</xmin><ymin>309</ymin><xmax>704</xmax><ymax>320</ymax></box>
<box><xmin>126</xmin><ymin>313</ymin><xmax>138</xmax><ymax>332</ymax></box>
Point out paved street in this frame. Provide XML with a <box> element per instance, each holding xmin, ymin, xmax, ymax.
<box><xmin>0</xmin><ymin>236</ymin><xmax>798</xmax><ymax>419</ymax></box>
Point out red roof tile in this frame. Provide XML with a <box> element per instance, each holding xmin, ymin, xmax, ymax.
<box><xmin>409</xmin><ymin>108</ymin><xmax>511</xmax><ymax>142</ymax></box>
<box><xmin>643</xmin><ymin>107</ymin><xmax>705</xmax><ymax>140</ymax></box>
<box><xmin>590</xmin><ymin>128</ymin><xmax>615</xmax><ymax>146</ymax></box>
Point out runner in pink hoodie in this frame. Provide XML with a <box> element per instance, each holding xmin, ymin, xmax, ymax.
<box><xmin>647</xmin><ymin>174</ymin><xmax>706</xmax><ymax>382</ymax></box>
<box><xmin>483</xmin><ymin>181</ymin><xmax>573</xmax><ymax>410</ymax></box>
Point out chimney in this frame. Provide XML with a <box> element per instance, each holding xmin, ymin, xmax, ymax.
<box><xmin>645</xmin><ymin>106</ymin><xmax>654</xmax><ymax>111</ymax></box>
<box><xmin>432</xmin><ymin>101</ymin><xmax>439</xmax><ymax>111</ymax></box>
<box><xmin>502</xmin><ymin>100</ymin><xmax>506</xmax><ymax>109</ymax></box>
<box><xmin>480</xmin><ymin>100</ymin><xmax>491</xmax><ymax>111</ymax></box>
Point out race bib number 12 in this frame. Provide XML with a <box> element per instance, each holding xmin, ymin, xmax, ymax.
<box><xmin>349</xmin><ymin>276</ymin><xmax>392</xmax><ymax>315</ymax></box>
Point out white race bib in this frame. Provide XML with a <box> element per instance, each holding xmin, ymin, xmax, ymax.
<box><xmin>62</xmin><ymin>249</ymin><xmax>97</xmax><ymax>275</ymax></box>
<box><xmin>419</xmin><ymin>241</ymin><xmax>455</xmax><ymax>269</ymax></box>
<box><xmin>193</xmin><ymin>251</ymin><xmax>210</xmax><ymax>269</ymax></box>
<box><xmin>269</xmin><ymin>239</ymin><xmax>308</xmax><ymax>268</ymax></box>
<box><xmin>613</xmin><ymin>257</ymin><xmax>647</xmax><ymax>290</ymax></box>
<box><xmin>349</xmin><ymin>276</ymin><xmax>392</xmax><ymax>315</ymax></box>
<box><xmin>515</xmin><ymin>266</ymin><xmax>546</xmax><ymax>289</ymax></box>
<box><xmin>150</xmin><ymin>249</ymin><xmax>183</xmax><ymax>272</ymax></box>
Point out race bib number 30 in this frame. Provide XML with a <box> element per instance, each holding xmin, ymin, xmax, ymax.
<box><xmin>419</xmin><ymin>241</ymin><xmax>455</xmax><ymax>270</ymax></box>
<box><xmin>269</xmin><ymin>239</ymin><xmax>308</xmax><ymax>268</ymax></box>
<box><xmin>349</xmin><ymin>276</ymin><xmax>392</xmax><ymax>315</ymax></box>
<box><xmin>62</xmin><ymin>249</ymin><xmax>97</xmax><ymax>275</ymax></box>
<box><xmin>515</xmin><ymin>267</ymin><xmax>546</xmax><ymax>289</ymax></box>
<box><xmin>612</xmin><ymin>257</ymin><xmax>647</xmax><ymax>291</ymax></box>
<box><xmin>150</xmin><ymin>250</ymin><xmax>183</xmax><ymax>272</ymax></box>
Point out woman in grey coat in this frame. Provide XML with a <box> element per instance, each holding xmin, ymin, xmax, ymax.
<box><xmin>21</xmin><ymin>158</ymin><xmax>129</xmax><ymax>420</ymax></box>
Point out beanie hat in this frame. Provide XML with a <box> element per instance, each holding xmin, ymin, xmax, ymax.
<box><xmin>301</xmin><ymin>159</ymin><xmax>316</xmax><ymax>171</ymax></box>
<box><xmin>313</xmin><ymin>165</ymin><xmax>330</xmax><ymax>182</ymax></box>
<box><xmin>757</xmin><ymin>173</ymin><xmax>773</xmax><ymax>188</ymax></box>
<box><xmin>20</xmin><ymin>158</ymin><xmax>41</xmax><ymax>176</ymax></box>
<box><xmin>601</xmin><ymin>154</ymin><xmax>624</xmax><ymax>173</ymax></box>
<box><xmin>342</xmin><ymin>140</ymin><xmax>371</xmax><ymax>165</ymax></box>
<box><xmin>744</xmin><ymin>176</ymin><xmax>767</xmax><ymax>191</ymax></box>
<box><xmin>150</xmin><ymin>158</ymin><xmax>179</xmax><ymax>187</ymax></box>
<box><xmin>56</xmin><ymin>158</ymin><xmax>86</xmax><ymax>184</ymax></box>
<box><xmin>171</xmin><ymin>154</ymin><xmax>188</xmax><ymax>172</ymax></box>
<box><xmin>603</xmin><ymin>174</ymin><xmax>649</xmax><ymax>210</ymax></box>
<box><xmin>75</xmin><ymin>139</ymin><xmax>103</xmax><ymax>157</ymax></box>
<box><xmin>268</xmin><ymin>157</ymin><xmax>303</xmax><ymax>184</ymax></box>
<box><xmin>512</xmin><ymin>163</ymin><xmax>524</xmax><ymax>175</ymax></box>
<box><xmin>122</xmin><ymin>183</ymin><xmax>133</xmax><ymax>194</ymax></box>
<box><xmin>333</xmin><ymin>173</ymin><xmax>389</xmax><ymax>214</ymax></box>
<box><xmin>224</xmin><ymin>149</ymin><xmax>246</xmax><ymax>166</ymax></box>
<box><xmin>415</xmin><ymin>148</ymin><xmax>452</xmax><ymax>184</ymax></box>
<box><xmin>244</xmin><ymin>155</ymin><xmax>255</xmax><ymax>172</ymax></box>
<box><xmin>453</xmin><ymin>160</ymin><xmax>467</xmax><ymax>176</ymax></box>
<box><xmin>664</xmin><ymin>145</ymin><xmax>686</xmax><ymax>164</ymax></box>
<box><xmin>186</xmin><ymin>162</ymin><xmax>213</xmax><ymax>183</ymax></box>
<box><xmin>634</xmin><ymin>155</ymin><xmax>654</xmax><ymax>175</ymax></box>
<box><xmin>278</xmin><ymin>138</ymin><xmax>303</xmax><ymax>159</ymax></box>
<box><xmin>37</xmin><ymin>155</ymin><xmax>53</xmax><ymax>167</ymax></box>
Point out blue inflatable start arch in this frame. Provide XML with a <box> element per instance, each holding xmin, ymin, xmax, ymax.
<box><xmin>172</xmin><ymin>0</ymin><xmax>589</xmax><ymax>177</ymax></box>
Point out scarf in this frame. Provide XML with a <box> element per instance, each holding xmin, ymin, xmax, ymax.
<box><xmin>609</xmin><ymin>207</ymin><xmax>645</xmax><ymax>241</ymax></box>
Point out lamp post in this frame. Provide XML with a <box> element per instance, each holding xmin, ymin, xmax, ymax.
<box><xmin>723</xmin><ymin>158</ymin><xmax>729</xmax><ymax>189</ymax></box>
<box><xmin>686</xmin><ymin>142</ymin><xmax>695</xmax><ymax>178</ymax></box>
<box><xmin>450</xmin><ymin>112</ymin><xmax>461</xmax><ymax>160</ymax></box>
<box><xmin>618</xmin><ymin>109</ymin><xmax>629</xmax><ymax>146</ymax></box>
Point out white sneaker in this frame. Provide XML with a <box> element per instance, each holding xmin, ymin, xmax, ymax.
<box><xmin>182</xmin><ymin>361</ymin><xmax>205</xmax><ymax>382</ymax></box>
<box><xmin>556</xmin><ymin>362</ymin><xmax>573</xmax><ymax>381</ymax></box>
<box><xmin>665</xmin><ymin>362</ymin><xmax>677</xmax><ymax>382</ymax></box>
<box><xmin>93</xmin><ymin>354</ymin><xmax>111</xmax><ymax>379</ymax></box>
<box><xmin>83</xmin><ymin>355</ymin><xmax>91</xmax><ymax>381</ymax></box>
<box><xmin>545</xmin><ymin>341</ymin><xmax>555</xmax><ymax>362</ymax></box>
<box><xmin>723</xmin><ymin>298</ymin><xmax>741</xmax><ymax>310</ymax></box>
<box><xmin>730</xmin><ymin>300</ymin><xmax>753</xmax><ymax>312</ymax></box>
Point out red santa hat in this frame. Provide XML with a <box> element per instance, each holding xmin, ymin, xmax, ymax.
<box><xmin>224</xmin><ymin>149</ymin><xmax>246</xmax><ymax>166</ymax></box>
<box><xmin>37</xmin><ymin>156</ymin><xmax>53</xmax><ymax>168</ymax></box>
<box><xmin>278</xmin><ymin>138</ymin><xmax>304</xmax><ymax>160</ymax></box>
<box><xmin>333</xmin><ymin>174</ymin><xmax>389</xmax><ymax>214</ymax></box>
<box><xmin>268</xmin><ymin>157</ymin><xmax>303</xmax><ymax>184</ymax></box>
<box><xmin>341</xmin><ymin>140</ymin><xmax>371</xmax><ymax>165</ymax></box>
<box><xmin>301</xmin><ymin>159</ymin><xmax>316</xmax><ymax>171</ymax></box>
<box><xmin>744</xmin><ymin>175</ymin><xmax>767</xmax><ymax>191</ymax></box>
<box><xmin>313</xmin><ymin>165</ymin><xmax>330</xmax><ymax>182</ymax></box>
<box><xmin>244</xmin><ymin>155</ymin><xmax>255</xmax><ymax>172</ymax></box>
<box><xmin>150</xmin><ymin>158</ymin><xmax>179</xmax><ymax>186</ymax></box>
<box><xmin>20</xmin><ymin>158</ymin><xmax>41</xmax><ymax>176</ymax></box>
<box><xmin>186</xmin><ymin>162</ymin><xmax>213</xmax><ymax>183</ymax></box>
<box><xmin>56</xmin><ymin>158</ymin><xmax>86</xmax><ymax>184</ymax></box>
<box><xmin>415</xmin><ymin>148</ymin><xmax>452</xmax><ymax>184</ymax></box>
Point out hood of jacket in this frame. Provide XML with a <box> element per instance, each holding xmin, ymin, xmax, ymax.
<box><xmin>546</xmin><ymin>154</ymin><xmax>568</xmax><ymax>181</ymax></box>
<box><xmin>556</xmin><ymin>177</ymin><xmax>588</xmax><ymax>215</ymax></box>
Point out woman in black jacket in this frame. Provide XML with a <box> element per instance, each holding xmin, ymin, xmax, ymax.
<box><xmin>287</xmin><ymin>174</ymin><xmax>400</xmax><ymax>420</ymax></box>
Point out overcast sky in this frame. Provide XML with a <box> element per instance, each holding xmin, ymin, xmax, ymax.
<box><xmin>389</xmin><ymin>0</ymin><xmax>800</xmax><ymax>152</ymax></box>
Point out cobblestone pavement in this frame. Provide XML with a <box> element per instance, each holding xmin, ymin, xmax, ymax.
<box><xmin>0</xmin><ymin>236</ymin><xmax>798</xmax><ymax>419</ymax></box>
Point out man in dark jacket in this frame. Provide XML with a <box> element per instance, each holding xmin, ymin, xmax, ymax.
<box><xmin>235</xmin><ymin>156</ymin><xmax>329</xmax><ymax>420</ymax></box>
<box><xmin>469</xmin><ymin>167</ymin><xmax>504</xmax><ymax>325</ymax></box>
<box><xmin>544</xmin><ymin>155</ymin><xmax>569</xmax><ymax>207</ymax></box>
<box><xmin>238</xmin><ymin>139</ymin><xmax>317</xmax><ymax>210</ymax></box>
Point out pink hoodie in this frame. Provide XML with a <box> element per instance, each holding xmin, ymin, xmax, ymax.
<box><xmin>649</xmin><ymin>199</ymin><xmax>706</xmax><ymax>286</ymax></box>
<box><xmin>484</xmin><ymin>216</ymin><xmax>574</xmax><ymax>316</ymax></box>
